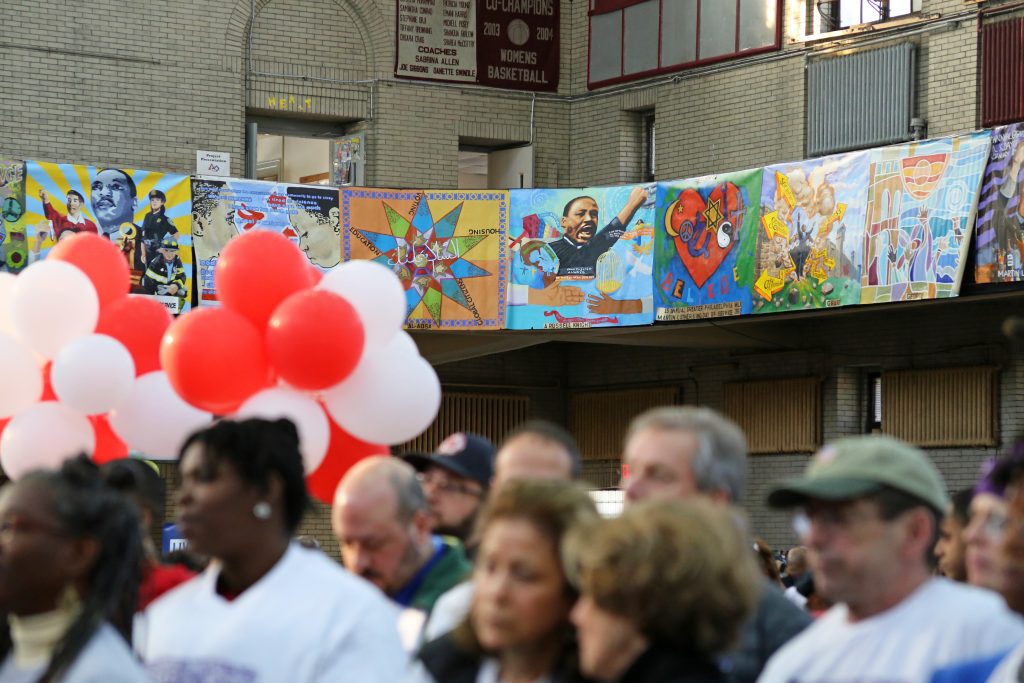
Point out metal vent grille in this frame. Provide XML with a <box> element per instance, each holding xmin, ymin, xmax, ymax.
<box><xmin>982</xmin><ymin>17</ymin><xmax>1024</xmax><ymax>127</ymax></box>
<box><xmin>396</xmin><ymin>392</ymin><xmax>530</xmax><ymax>453</ymax></box>
<box><xmin>882</xmin><ymin>367</ymin><xmax>998</xmax><ymax>447</ymax></box>
<box><xmin>570</xmin><ymin>387</ymin><xmax>681</xmax><ymax>461</ymax></box>
<box><xmin>723</xmin><ymin>378</ymin><xmax>821</xmax><ymax>454</ymax></box>
<box><xmin>807</xmin><ymin>43</ymin><xmax>916</xmax><ymax>157</ymax></box>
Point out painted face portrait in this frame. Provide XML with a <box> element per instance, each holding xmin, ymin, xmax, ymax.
<box><xmin>90</xmin><ymin>169</ymin><xmax>136</xmax><ymax>232</ymax></box>
<box><xmin>292</xmin><ymin>204</ymin><xmax>341</xmax><ymax>269</ymax></box>
<box><xmin>561</xmin><ymin>197</ymin><xmax>600</xmax><ymax>246</ymax></box>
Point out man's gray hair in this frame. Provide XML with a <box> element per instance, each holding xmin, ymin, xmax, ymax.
<box><xmin>374</xmin><ymin>458</ymin><xmax>428</xmax><ymax>524</ymax></box>
<box><xmin>626</xmin><ymin>406</ymin><xmax>748</xmax><ymax>501</ymax></box>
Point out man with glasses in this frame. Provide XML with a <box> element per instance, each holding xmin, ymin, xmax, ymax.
<box><xmin>402</xmin><ymin>432</ymin><xmax>494</xmax><ymax>542</ymax></box>
<box><xmin>759</xmin><ymin>435</ymin><xmax>1023</xmax><ymax>683</ymax></box>
<box><xmin>621</xmin><ymin>406</ymin><xmax>810</xmax><ymax>683</ymax></box>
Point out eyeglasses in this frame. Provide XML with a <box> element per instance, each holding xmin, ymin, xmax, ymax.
<box><xmin>417</xmin><ymin>471</ymin><xmax>482</xmax><ymax>498</ymax></box>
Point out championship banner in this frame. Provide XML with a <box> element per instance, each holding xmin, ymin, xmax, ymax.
<box><xmin>192</xmin><ymin>178</ymin><xmax>341</xmax><ymax>304</ymax></box>
<box><xmin>861</xmin><ymin>133</ymin><xmax>991</xmax><ymax>304</ymax></box>
<box><xmin>477</xmin><ymin>0</ymin><xmax>559</xmax><ymax>91</ymax></box>
<box><xmin>975</xmin><ymin>124</ymin><xmax>1024</xmax><ymax>283</ymax></box>
<box><xmin>341</xmin><ymin>188</ymin><xmax>508</xmax><ymax>329</ymax></box>
<box><xmin>507</xmin><ymin>184</ymin><xmax>656</xmax><ymax>330</ymax></box>
<box><xmin>654</xmin><ymin>169</ymin><xmax>761</xmax><ymax>321</ymax></box>
<box><xmin>0</xmin><ymin>160</ymin><xmax>27</xmax><ymax>274</ymax></box>
<box><xmin>755</xmin><ymin>152</ymin><xmax>869</xmax><ymax>314</ymax></box>
<box><xmin>25</xmin><ymin>162</ymin><xmax>193</xmax><ymax>313</ymax></box>
<box><xmin>395</xmin><ymin>0</ymin><xmax>477</xmax><ymax>83</ymax></box>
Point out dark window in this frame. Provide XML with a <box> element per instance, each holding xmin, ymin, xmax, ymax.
<box><xmin>643</xmin><ymin>112</ymin><xmax>656</xmax><ymax>183</ymax></box>
<box><xmin>588</xmin><ymin>0</ymin><xmax>781</xmax><ymax>88</ymax></box>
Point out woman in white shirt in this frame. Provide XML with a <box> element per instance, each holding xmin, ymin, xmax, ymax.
<box><xmin>137</xmin><ymin>418</ymin><xmax>405</xmax><ymax>683</ymax></box>
<box><xmin>0</xmin><ymin>455</ymin><xmax>148</xmax><ymax>683</ymax></box>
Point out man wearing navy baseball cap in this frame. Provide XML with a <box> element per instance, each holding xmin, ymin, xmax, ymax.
<box><xmin>403</xmin><ymin>432</ymin><xmax>495</xmax><ymax>542</ymax></box>
<box><xmin>759</xmin><ymin>435</ymin><xmax>1024</xmax><ymax>683</ymax></box>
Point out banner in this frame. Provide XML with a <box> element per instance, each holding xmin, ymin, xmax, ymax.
<box><xmin>654</xmin><ymin>169</ymin><xmax>761</xmax><ymax>320</ymax></box>
<box><xmin>975</xmin><ymin>124</ymin><xmax>1024</xmax><ymax>283</ymax></box>
<box><xmin>755</xmin><ymin>152</ymin><xmax>868</xmax><ymax>313</ymax></box>
<box><xmin>0</xmin><ymin>161</ymin><xmax>26</xmax><ymax>274</ymax></box>
<box><xmin>477</xmin><ymin>0</ymin><xmax>559</xmax><ymax>91</ymax></box>
<box><xmin>25</xmin><ymin>162</ymin><xmax>193</xmax><ymax>313</ymax></box>
<box><xmin>506</xmin><ymin>184</ymin><xmax>655</xmax><ymax>329</ymax></box>
<box><xmin>192</xmin><ymin>178</ymin><xmax>341</xmax><ymax>304</ymax></box>
<box><xmin>861</xmin><ymin>133</ymin><xmax>991</xmax><ymax>303</ymax></box>
<box><xmin>395</xmin><ymin>0</ymin><xmax>477</xmax><ymax>83</ymax></box>
<box><xmin>341</xmin><ymin>188</ymin><xmax>508</xmax><ymax>329</ymax></box>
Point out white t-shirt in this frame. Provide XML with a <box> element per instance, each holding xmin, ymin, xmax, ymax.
<box><xmin>0</xmin><ymin>622</ymin><xmax>149</xmax><ymax>683</ymax></box>
<box><xmin>137</xmin><ymin>543</ymin><xmax>406</xmax><ymax>683</ymax></box>
<box><xmin>758</xmin><ymin>578</ymin><xmax>1024</xmax><ymax>683</ymax></box>
<box><xmin>987</xmin><ymin>643</ymin><xmax>1024</xmax><ymax>683</ymax></box>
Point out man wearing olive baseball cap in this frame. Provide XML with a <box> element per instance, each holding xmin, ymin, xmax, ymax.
<box><xmin>758</xmin><ymin>435</ymin><xmax>1024</xmax><ymax>683</ymax></box>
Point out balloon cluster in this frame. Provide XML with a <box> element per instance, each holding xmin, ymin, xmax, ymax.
<box><xmin>0</xmin><ymin>234</ymin><xmax>210</xmax><ymax>478</ymax></box>
<box><xmin>0</xmin><ymin>230</ymin><xmax>442</xmax><ymax>504</ymax></box>
<box><xmin>159</xmin><ymin>231</ymin><xmax>441</xmax><ymax>502</ymax></box>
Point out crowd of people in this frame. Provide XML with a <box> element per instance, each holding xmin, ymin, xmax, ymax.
<box><xmin>0</xmin><ymin>406</ymin><xmax>1022</xmax><ymax>683</ymax></box>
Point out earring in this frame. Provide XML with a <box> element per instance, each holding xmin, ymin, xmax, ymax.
<box><xmin>253</xmin><ymin>501</ymin><xmax>272</xmax><ymax>520</ymax></box>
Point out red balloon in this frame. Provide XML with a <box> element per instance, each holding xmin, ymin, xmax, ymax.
<box><xmin>160</xmin><ymin>307</ymin><xmax>273</xmax><ymax>414</ymax></box>
<box><xmin>266</xmin><ymin>290</ymin><xmax>365</xmax><ymax>391</ymax></box>
<box><xmin>215</xmin><ymin>231</ymin><xmax>314</xmax><ymax>330</ymax></box>
<box><xmin>90</xmin><ymin>415</ymin><xmax>128</xmax><ymax>464</ymax></box>
<box><xmin>306</xmin><ymin>414</ymin><xmax>388</xmax><ymax>504</ymax></box>
<box><xmin>41</xmin><ymin>362</ymin><xmax>57</xmax><ymax>401</ymax></box>
<box><xmin>48</xmin><ymin>232</ymin><xmax>130</xmax><ymax>308</ymax></box>
<box><xmin>0</xmin><ymin>417</ymin><xmax>9</xmax><ymax>442</ymax></box>
<box><xmin>96</xmin><ymin>296</ymin><xmax>173</xmax><ymax>375</ymax></box>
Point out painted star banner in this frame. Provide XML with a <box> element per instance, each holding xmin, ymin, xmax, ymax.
<box><xmin>192</xmin><ymin>178</ymin><xmax>341</xmax><ymax>304</ymax></box>
<box><xmin>861</xmin><ymin>133</ymin><xmax>991</xmax><ymax>303</ymax></box>
<box><xmin>0</xmin><ymin>160</ymin><xmax>26</xmax><ymax>274</ymax></box>
<box><xmin>754</xmin><ymin>152</ymin><xmax>868</xmax><ymax>314</ymax></box>
<box><xmin>975</xmin><ymin>123</ymin><xmax>1024</xmax><ymax>283</ymax></box>
<box><xmin>24</xmin><ymin>162</ymin><xmax>193</xmax><ymax>313</ymax></box>
<box><xmin>341</xmin><ymin>188</ymin><xmax>508</xmax><ymax>329</ymax></box>
<box><xmin>654</xmin><ymin>169</ymin><xmax>761</xmax><ymax>321</ymax></box>
<box><xmin>507</xmin><ymin>184</ymin><xmax>656</xmax><ymax>330</ymax></box>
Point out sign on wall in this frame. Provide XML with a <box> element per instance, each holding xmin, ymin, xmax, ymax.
<box><xmin>395</xmin><ymin>0</ymin><xmax>559</xmax><ymax>91</ymax></box>
<box><xmin>975</xmin><ymin>123</ymin><xmax>1024</xmax><ymax>284</ymax></box>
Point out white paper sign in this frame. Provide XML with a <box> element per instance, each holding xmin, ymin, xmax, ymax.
<box><xmin>196</xmin><ymin>151</ymin><xmax>230</xmax><ymax>177</ymax></box>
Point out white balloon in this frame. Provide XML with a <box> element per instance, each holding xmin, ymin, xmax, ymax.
<box><xmin>10</xmin><ymin>260</ymin><xmax>99</xmax><ymax>359</ymax></box>
<box><xmin>236</xmin><ymin>388</ymin><xmax>330</xmax><ymax>474</ymax></box>
<box><xmin>0</xmin><ymin>272</ymin><xmax>17</xmax><ymax>337</ymax></box>
<box><xmin>108</xmin><ymin>371</ymin><xmax>213</xmax><ymax>460</ymax></box>
<box><xmin>0</xmin><ymin>402</ymin><xmax>95</xmax><ymax>480</ymax></box>
<box><xmin>322</xmin><ymin>338</ymin><xmax>441</xmax><ymax>445</ymax></box>
<box><xmin>0</xmin><ymin>333</ymin><xmax>43</xmax><ymax>418</ymax></box>
<box><xmin>52</xmin><ymin>334</ymin><xmax>135</xmax><ymax>415</ymax></box>
<box><xmin>391</xmin><ymin>330</ymin><xmax>421</xmax><ymax>357</ymax></box>
<box><xmin>319</xmin><ymin>261</ymin><xmax>407</xmax><ymax>348</ymax></box>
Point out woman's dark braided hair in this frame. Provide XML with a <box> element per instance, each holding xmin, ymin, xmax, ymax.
<box><xmin>0</xmin><ymin>455</ymin><xmax>143</xmax><ymax>682</ymax></box>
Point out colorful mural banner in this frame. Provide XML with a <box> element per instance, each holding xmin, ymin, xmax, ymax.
<box><xmin>755</xmin><ymin>152</ymin><xmax>868</xmax><ymax>314</ymax></box>
<box><xmin>0</xmin><ymin>160</ymin><xmax>27</xmax><ymax>274</ymax></box>
<box><xmin>506</xmin><ymin>184</ymin><xmax>656</xmax><ymax>329</ymax></box>
<box><xmin>192</xmin><ymin>178</ymin><xmax>341</xmax><ymax>304</ymax></box>
<box><xmin>24</xmin><ymin>162</ymin><xmax>193</xmax><ymax>313</ymax></box>
<box><xmin>860</xmin><ymin>133</ymin><xmax>991</xmax><ymax>303</ymax></box>
<box><xmin>654</xmin><ymin>169</ymin><xmax>761</xmax><ymax>320</ymax></box>
<box><xmin>975</xmin><ymin>124</ymin><xmax>1024</xmax><ymax>283</ymax></box>
<box><xmin>341</xmin><ymin>188</ymin><xmax>508</xmax><ymax>329</ymax></box>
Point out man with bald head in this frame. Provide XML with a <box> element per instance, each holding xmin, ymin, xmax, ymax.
<box><xmin>493</xmin><ymin>419</ymin><xmax>581</xmax><ymax>488</ymax></box>
<box><xmin>331</xmin><ymin>457</ymin><xmax>471</xmax><ymax>619</ymax></box>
